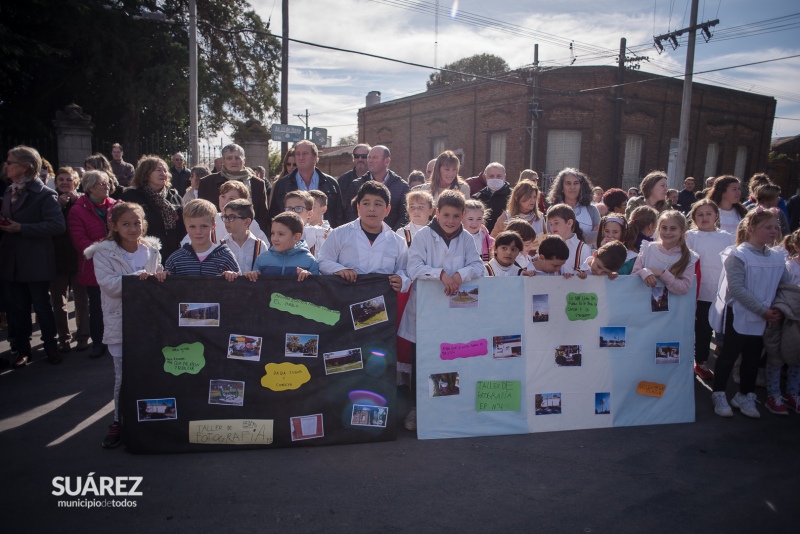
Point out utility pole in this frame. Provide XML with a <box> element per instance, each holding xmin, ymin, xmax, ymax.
<box><xmin>281</xmin><ymin>0</ymin><xmax>289</xmax><ymax>161</ymax></box>
<box><xmin>188</xmin><ymin>0</ymin><xmax>198</xmax><ymax>167</ymax></box>
<box><xmin>296</xmin><ymin>109</ymin><xmax>311</xmax><ymax>140</ymax></box>
<box><xmin>528</xmin><ymin>44</ymin><xmax>540</xmax><ymax>172</ymax></box>
<box><xmin>610</xmin><ymin>37</ymin><xmax>626</xmax><ymax>184</ymax></box>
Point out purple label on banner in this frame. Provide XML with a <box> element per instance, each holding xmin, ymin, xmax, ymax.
<box><xmin>440</xmin><ymin>339</ymin><xmax>488</xmax><ymax>360</ymax></box>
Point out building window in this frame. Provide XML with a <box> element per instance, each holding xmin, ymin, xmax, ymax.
<box><xmin>489</xmin><ymin>132</ymin><xmax>507</xmax><ymax>165</ymax></box>
<box><xmin>432</xmin><ymin>137</ymin><xmax>446</xmax><ymax>158</ymax></box>
<box><xmin>621</xmin><ymin>134</ymin><xmax>643</xmax><ymax>190</ymax></box>
<box><xmin>704</xmin><ymin>143</ymin><xmax>719</xmax><ymax>178</ymax></box>
<box><xmin>545</xmin><ymin>130</ymin><xmax>581</xmax><ymax>178</ymax></box>
<box><xmin>734</xmin><ymin>145</ymin><xmax>748</xmax><ymax>180</ymax></box>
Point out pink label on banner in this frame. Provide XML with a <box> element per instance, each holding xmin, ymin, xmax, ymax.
<box><xmin>440</xmin><ymin>339</ymin><xmax>488</xmax><ymax>360</ymax></box>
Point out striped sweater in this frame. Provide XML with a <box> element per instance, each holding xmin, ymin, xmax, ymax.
<box><xmin>165</xmin><ymin>243</ymin><xmax>239</xmax><ymax>276</ymax></box>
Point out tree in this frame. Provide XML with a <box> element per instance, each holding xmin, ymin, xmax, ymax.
<box><xmin>0</xmin><ymin>0</ymin><xmax>280</xmax><ymax>161</ymax></box>
<box><xmin>426</xmin><ymin>53</ymin><xmax>509</xmax><ymax>90</ymax></box>
<box><xmin>337</xmin><ymin>133</ymin><xmax>358</xmax><ymax>146</ymax></box>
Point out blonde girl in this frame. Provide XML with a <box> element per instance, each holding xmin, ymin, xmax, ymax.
<box><xmin>84</xmin><ymin>202</ymin><xmax>163</xmax><ymax>448</ymax></box>
<box><xmin>781</xmin><ymin>229</ymin><xmax>800</xmax><ymax>284</ymax></box>
<box><xmin>491</xmin><ymin>181</ymin><xmax>544</xmax><ymax>237</ymax></box>
<box><xmin>632</xmin><ymin>210</ymin><xmax>698</xmax><ymax>295</ymax></box>
<box><xmin>709</xmin><ymin>209</ymin><xmax>790</xmax><ymax>418</ymax></box>
<box><xmin>396</xmin><ymin>190</ymin><xmax>435</xmax><ymax>248</ymax></box>
<box><xmin>619</xmin><ymin>206</ymin><xmax>658</xmax><ymax>274</ymax></box>
<box><xmin>463</xmin><ymin>199</ymin><xmax>494</xmax><ymax>261</ymax></box>
<box><xmin>686</xmin><ymin>199</ymin><xmax>734</xmax><ymax>379</ymax></box>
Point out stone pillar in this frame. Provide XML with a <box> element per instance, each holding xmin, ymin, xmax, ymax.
<box><xmin>52</xmin><ymin>104</ymin><xmax>94</xmax><ymax>169</ymax></box>
<box><xmin>233</xmin><ymin>119</ymin><xmax>271</xmax><ymax>172</ymax></box>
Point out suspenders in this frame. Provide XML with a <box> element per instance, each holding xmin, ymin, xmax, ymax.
<box><xmin>404</xmin><ymin>229</ymin><xmax>412</xmax><ymax>248</ymax></box>
<box><xmin>574</xmin><ymin>241</ymin><xmax>584</xmax><ymax>271</ymax></box>
<box><xmin>485</xmin><ymin>263</ymin><xmax>495</xmax><ymax>276</ymax></box>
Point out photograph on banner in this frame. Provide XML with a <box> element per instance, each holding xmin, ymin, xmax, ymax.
<box><xmin>595</xmin><ymin>393</ymin><xmax>611</xmax><ymax>414</ymax></box>
<box><xmin>227</xmin><ymin>334</ymin><xmax>262</xmax><ymax>361</ymax></box>
<box><xmin>535</xmin><ymin>393</ymin><xmax>562</xmax><ymax>415</ymax></box>
<box><xmin>555</xmin><ymin>345</ymin><xmax>583</xmax><ymax>367</ymax></box>
<box><xmin>449</xmin><ymin>285</ymin><xmax>479</xmax><ymax>308</ymax></box>
<box><xmin>650</xmin><ymin>286</ymin><xmax>669</xmax><ymax>312</ymax></box>
<box><xmin>351</xmin><ymin>405</ymin><xmax>388</xmax><ymax>428</ymax></box>
<box><xmin>290</xmin><ymin>414</ymin><xmax>324</xmax><ymax>441</ymax></box>
<box><xmin>137</xmin><ymin>398</ymin><xmax>178</xmax><ymax>422</ymax></box>
<box><xmin>655</xmin><ymin>342</ymin><xmax>680</xmax><ymax>364</ymax></box>
<box><xmin>531</xmin><ymin>294</ymin><xmax>549</xmax><ymax>322</ymax></box>
<box><xmin>598</xmin><ymin>327</ymin><xmax>626</xmax><ymax>348</ymax></box>
<box><xmin>493</xmin><ymin>335</ymin><xmax>522</xmax><ymax>359</ymax></box>
<box><xmin>208</xmin><ymin>380</ymin><xmax>245</xmax><ymax>406</ymax></box>
<box><xmin>285</xmin><ymin>333</ymin><xmax>319</xmax><ymax>358</ymax></box>
<box><xmin>179</xmin><ymin>302</ymin><xmax>220</xmax><ymax>326</ymax></box>
<box><xmin>323</xmin><ymin>347</ymin><xmax>364</xmax><ymax>375</ymax></box>
<box><xmin>428</xmin><ymin>372</ymin><xmax>460</xmax><ymax>397</ymax></box>
<box><xmin>350</xmin><ymin>296</ymin><xmax>388</xmax><ymax>330</ymax></box>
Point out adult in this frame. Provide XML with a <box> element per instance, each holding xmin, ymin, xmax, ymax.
<box><xmin>213</xmin><ymin>157</ymin><xmax>223</xmax><ymax>173</ymax></box>
<box><xmin>466</xmin><ymin>171</ymin><xmax>486</xmax><ymax>196</ymax></box>
<box><xmin>344</xmin><ymin>145</ymin><xmax>409</xmax><ymax>230</ymax></box>
<box><xmin>183</xmin><ymin>165</ymin><xmax>209</xmax><ymax>205</ymax></box>
<box><xmin>121</xmin><ymin>155</ymin><xmax>186</xmax><ymax>258</ymax></box>
<box><xmin>627</xmin><ymin>187</ymin><xmax>640</xmax><ymax>198</ymax></box>
<box><xmin>708</xmin><ymin>175</ymin><xmax>748</xmax><ymax>235</ymax></box>
<box><xmin>472</xmin><ymin>162</ymin><xmax>511</xmax><ymax>233</ymax></box>
<box><xmin>85</xmin><ymin>153</ymin><xmax>122</xmax><ymax>200</ymax></box>
<box><xmin>253</xmin><ymin>166</ymin><xmax>267</xmax><ymax>182</ymax></box>
<box><xmin>519</xmin><ymin>169</ymin><xmax>546</xmax><ymax>212</ymax></box>
<box><xmin>1</xmin><ymin>146</ymin><xmax>66</xmax><ymax>366</ymax></box>
<box><xmin>602</xmin><ymin>188</ymin><xmax>629</xmax><ymax>215</ymax></box>
<box><xmin>197</xmin><ymin>143</ymin><xmax>271</xmax><ymax>232</ymax></box>
<box><xmin>169</xmin><ymin>152</ymin><xmax>191</xmax><ymax>194</ymax></box>
<box><xmin>279</xmin><ymin>148</ymin><xmax>296</xmax><ymax>181</ymax></box>
<box><xmin>412</xmin><ymin>150</ymin><xmax>470</xmax><ymax>202</ymax></box>
<box><xmin>424</xmin><ymin>158</ymin><xmax>436</xmax><ymax>183</ymax></box>
<box><xmin>109</xmin><ymin>143</ymin><xmax>135</xmax><ymax>187</ymax></box>
<box><xmin>676</xmin><ymin>177</ymin><xmax>697</xmax><ymax>214</ymax></box>
<box><xmin>67</xmin><ymin>169</ymin><xmax>116</xmax><ymax>358</ymax></box>
<box><xmin>625</xmin><ymin>171</ymin><xmax>670</xmax><ymax>219</ymax></box>
<box><xmin>548</xmin><ymin>168</ymin><xmax>601</xmax><ymax>240</ymax></box>
<box><xmin>269</xmin><ymin>140</ymin><xmax>343</xmax><ymax>228</ymax></box>
<box><xmin>51</xmin><ymin>167</ymin><xmax>90</xmax><ymax>353</ymax></box>
<box><xmin>336</xmin><ymin>144</ymin><xmax>370</xmax><ymax>211</ymax></box>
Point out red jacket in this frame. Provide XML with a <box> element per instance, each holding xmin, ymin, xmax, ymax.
<box><xmin>68</xmin><ymin>195</ymin><xmax>117</xmax><ymax>287</ymax></box>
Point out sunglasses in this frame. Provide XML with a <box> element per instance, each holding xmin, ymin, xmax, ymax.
<box><xmin>353</xmin><ymin>154</ymin><xmax>368</xmax><ymax>159</ymax></box>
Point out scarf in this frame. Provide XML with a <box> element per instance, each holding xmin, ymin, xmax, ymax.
<box><xmin>220</xmin><ymin>168</ymin><xmax>252</xmax><ymax>194</ymax></box>
<box><xmin>9</xmin><ymin>176</ymin><xmax>34</xmax><ymax>205</ymax></box>
<box><xmin>429</xmin><ymin>217</ymin><xmax>463</xmax><ymax>248</ymax></box>
<box><xmin>143</xmin><ymin>186</ymin><xmax>177</xmax><ymax>230</ymax></box>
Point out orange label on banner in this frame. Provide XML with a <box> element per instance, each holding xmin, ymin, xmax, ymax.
<box><xmin>637</xmin><ymin>381</ymin><xmax>666</xmax><ymax>398</ymax></box>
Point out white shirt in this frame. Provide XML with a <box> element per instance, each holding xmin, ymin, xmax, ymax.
<box><xmin>564</xmin><ymin>234</ymin><xmax>592</xmax><ymax>274</ymax></box>
<box><xmin>220</xmin><ymin>232</ymin><xmax>268</xmax><ymax>273</ymax></box>
<box><xmin>181</xmin><ymin>213</ymin><xmax>269</xmax><ymax>246</ymax></box>
<box><xmin>304</xmin><ymin>222</ymin><xmax>331</xmax><ymax>258</ymax></box>
<box><xmin>686</xmin><ymin>228</ymin><xmax>734</xmax><ymax>301</ymax></box>
<box><xmin>718</xmin><ymin>208</ymin><xmax>742</xmax><ymax>235</ymax></box>
<box><xmin>318</xmin><ymin>219</ymin><xmax>411</xmax><ymax>292</ymax></box>
<box><xmin>484</xmin><ymin>258</ymin><xmax>521</xmax><ymax>276</ymax></box>
<box><xmin>118</xmin><ymin>243</ymin><xmax>150</xmax><ymax>273</ymax></box>
<box><xmin>396</xmin><ymin>222</ymin><xmax>427</xmax><ymax>246</ymax></box>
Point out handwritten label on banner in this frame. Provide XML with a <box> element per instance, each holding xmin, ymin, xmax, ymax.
<box><xmin>440</xmin><ymin>339</ymin><xmax>488</xmax><ymax>360</ymax></box>
<box><xmin>162</xmin><ymin>342</ymin><xmax>206</xmax><ymax>375</ymax></box>
<box><xmin>565</xmin><ymin>292</ymin><xmax>599</xmax><ymax>321</ymax></box>
<box><xmin>269</xmin><ymin>293</ymin><xmax>340</xmax><ymax>325</ymax></box>
<box><xmin>189</xmin><ymin>419</ymin><xmax>274</xmax><ymax>445</ymax></box>
<box><xmin>261</xmin><ymin>362</ymin><xmax>312</xmax><ymax>391</ymax></box>
<box><xmin>476</xmin><ymin>381</ymin><xmax>521</xmax><ymax>411</ymax></box>
<box><xmin>637</xmin><ymin>381</ymin><xmax>666</xmax><ymax>398</ymax></box>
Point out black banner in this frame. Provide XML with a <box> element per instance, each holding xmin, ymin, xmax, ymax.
<box><xmin>121</xmin><ymin>275</ymin><xmax>397</xmax><ymax>453</ymax></box>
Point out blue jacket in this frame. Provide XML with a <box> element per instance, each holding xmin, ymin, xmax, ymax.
<box><xmin>253</xmin><ymin>240</ymin><xmax>319</xmax><ymax>276</ymax></box>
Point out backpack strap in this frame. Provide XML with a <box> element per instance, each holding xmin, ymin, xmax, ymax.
<box><xmin>485</xmin><ymin>263</ymin><xmax>495</xmax><ymax>276</ymax></box>
<box><xmin>404</xmin><ymin>228</ymin><xmax>412</xmax><ymax>248</ymax></box>
<box><xmin>252</xmin><ymin>239</ymin><xmax>263</xmax><ymax>268</ymax></box>
<box><xmin>574</xmin><ymin>241</ymin><xmax>584</xmax><ymax>271</ymax></box>
<box><xmin>211</xmin><ymin>227</ymin><xmax>217</xmax><ymax>244</ymax></box>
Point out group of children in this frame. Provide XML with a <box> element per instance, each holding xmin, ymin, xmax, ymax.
<box><xmin>90</xmin><ymin>171</ymin><xmax>800</xmax><ymax>445</ymax></box>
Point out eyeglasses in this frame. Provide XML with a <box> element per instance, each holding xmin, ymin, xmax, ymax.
<box><xmin>285</xmin><ymin>206</ymin><xmax>307</xmax><ymax>213</ymax></box>
<box><xmin>94</xmin><ymin>181</ymin><xmax>110</xmax><ymax>188</ymax></box>
<box><xmin>353</xmin><ymin>154</ymin><xmax>368</xmax><ymax>159</ymax></box>
<box><xmin>220</xmin><ymin>215</ymin><xmax>247</xmax><ymax>222</ymax></box>
<box><xmin>286</xmin><ymin>163</ymin><xmax>297</xmax><ymax>167</ymax></box>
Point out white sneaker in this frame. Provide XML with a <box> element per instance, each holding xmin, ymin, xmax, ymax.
<box><xmin>730</xmin><ymin>392</ymin><xmax>761</xmax><ymax>419</ymax></box>
<box><xmin>711</xmin><ymin>392</ymin><xmax>733</xmax><ymax>417</ymax></box>
<box><xmin>404</xmin><ymin>407</ymin><xmax>417</xmax><ymax>431</ymax></box>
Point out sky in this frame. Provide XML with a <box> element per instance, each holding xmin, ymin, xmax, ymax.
<box><xmin>243</xmin><ymin>0</ymin><xmax>800</xmax><ymax>149</ymax></box>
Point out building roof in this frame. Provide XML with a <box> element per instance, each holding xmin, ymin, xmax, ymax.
<box><xmin>771</xmin><ymin>135</ymin><xmax>800</xmax><ymax>149</ymax></box>
<box><xmin>319</xmin><ymin>145</ymin><xmax>356</xmax><ymax>158</ymax></box>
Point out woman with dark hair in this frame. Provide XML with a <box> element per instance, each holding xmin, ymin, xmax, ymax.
<box><xmin>412</xmin><ymin>150</ymin><xmax>470</xmax><ymax>202</ymax></box>
<box><xmin>120</xmin><ymin>155</ymin><xmax>185</xmax><ymax>258</ymax></box>
<box><xmin>547</xmin><ymin>167</ymin><xmax>600</xmax><ymax>242</ymax></box>
<box><xmin>625</xmin><ymin>171</ymin><xmax>670</xmax><ymax>219</ymax></box>
<box><xmin>708</xmin><ymin>175</ymin><xmax>748</xmax><ymax>235</ymax></box>
<box><xmin>1</xmin><ymin>145</ymin><xmax>66</xmax><ymax>367</ymax></box>
<box><xmin>84</xmin><ymin>153</ymin><xmax>122</xmax><ymax>200</ymax></box>
<box><xmin>281</xmin><ymin>147</ymin><xmax>297</xmax><ymax>179</ymax></box>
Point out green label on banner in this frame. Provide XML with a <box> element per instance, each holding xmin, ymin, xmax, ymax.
<box><xmin>269</xmin><ymin>293</ymin><xmax>340</xmax><ymax>326</ymax></box>
<box><xmin>565</xmin><ymin>292</ymin><xmax>598</xmax><ymax>321</ymax></box>
<box><xmin>162</xmin><ymin>342</ymin><xmax>206</xmax><ymax>375</ymax></box>
<box><xmin>476</xmin><ymin>381</ymin><xmax>521</xmax><ymax>411</ymax></box>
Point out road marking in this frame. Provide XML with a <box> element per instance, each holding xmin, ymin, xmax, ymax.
<box><xmin>47</xmin><ymin>401</ymin><xmax>115</xmax><ymax>447</ymax></box>
<box><xmin>0</xmin><ymin>393</ymin><xmax>80</xmax><ymax>433</ymax></box>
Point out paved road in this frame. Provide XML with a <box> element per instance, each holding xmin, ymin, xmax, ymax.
<box><xmin>1</xmin><ymin>313</ymin><xmax>799</xmax><ymax>533</ymax></box>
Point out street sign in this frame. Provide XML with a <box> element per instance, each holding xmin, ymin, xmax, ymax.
<box><xmin>311</xmin><ymin>127</ymin><xmax>328</xmax><ymax>147</ymax></box>
<box><xmin>270</xmin><ymin>124</ymin><xmax>305</xmax><ymax>142</ymax></box>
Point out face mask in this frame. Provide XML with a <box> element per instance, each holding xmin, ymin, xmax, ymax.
<box><xmin>487</xmin><ymin>179</ymin><xmax>504</xmax><ymax>191</ymax></box>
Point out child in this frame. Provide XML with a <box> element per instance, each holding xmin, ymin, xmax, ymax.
<box><xmin>284</xmin><ymin>190</ymin><xmax>323</xmax><ymax>256</ymax></box>
<box><xmin>407</xmin><ymin>170</ymin><xmax>425</xmax><ymax>189</ymax></box>
<box><xmin>247</xmin><ymin>211</ymin><xmax>318</xmax><ymax>280</ymax></box>
<box><xmin>318</xmin><ymin>181</ymin><xmax>409</xmax><ymax>292</ymax></box>
<box><xmin>686</xmin><ymin>199</ymin><xmax>734</xmax><ymax>379</ymax></box>
<box><xmin>504</xmin><ymin>219</ymin><xmax>538</xmax><ymax>269</ymax></box>
<box><xmin>754</xmin><ymin>184</ymin><xmax>790</xmax><ymax>237</ymax></box>
<box><xmin>491</xmin><ymin>181</ymin><xmax>544</xmax><ymax>237</ymax></box>
<box><xmin>546</xmin><ymin>204</ymin><xmax>591</xmax><ymax>275</ymax></box>
<box><xmin>632</xmin><ymin>210</ymin><xmax>698</xmax><ymax>295</ymax></box>
<box><xmin>782</xmin><ymin>229</ymin><xmax>800</xmax><ymax>285</ymax></box>
<box><xmin>620</xmin><ymin>206</ymin><xmax>658</xmax><ymax>275</ymax></box>
<box><xmin>161</xmin><ymin>199</ymin><xmax>239</xmax><ymax>278</ymax></box>
<box><xmin>180</xmin><ymin>180</ymin><xmax>268</xmax><ymax>246</ymax></box>
<box><xmin>581</xmin><ymin>240</ymin><xmax>627</xmax><ymax>279</ymax></box>
<box><xmin>398</xmin><ymin>190</ymin><xmax>484</xmax><ymax>430</ymax></box>
<box><xmin>596</xmin><ymin>215</ymin><xmax>627</xmax><ymax>248</ymax></box>
<box><xmin>396</xmin><ymin>190</ymin><xmax>435</xmax><ymax>248</ymax></box>
<box><xmin>484</xmin><ymin>231</ymin><xmax>523</xmax><ymax>276</ymax></box>
<box><xmin>218</xmin><ymin>199</ymin><xmax>269</xmax><ymax>276</ymax></box>
<box><xmin>526</xmin><ymin>235</ymin><xmax>573</xmax><ymax>277</ymax></box>
<box><xmin>667</xmin><ymin>188</ymin><xmax>679</xmax><ymax>207</ymax></box>
<box><xmin>709</xmin><ymin>209</ymin><xmax>791</xmax><ymax>418</ymax></box>
<box><xmin>84</xmin><ymin>202</ymin><xmax>162</xmax><ymax>448</ymax></box>
<box><xmin>763</xmin><ymin>280</ymin><xmax>800</xmax><ymax>415</ymax></box>
<box><xmin>464</xmin><ymin>199</ymin><xmax>494</xmax><ymax>261</ymax></box>
<box><xmin>307</xmin><ymin>190</ymin><xmax>331</xmax><ymax>257</ymax></box>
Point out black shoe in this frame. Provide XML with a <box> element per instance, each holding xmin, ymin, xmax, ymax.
<box><xmin>76</xmin><ymin>339</ymin><xmax>90</xmax><ymax>352</ymax></box>
<box><xmin>46</xmin><ymin>348</ymin><xmax>63</xmax><ymax>365</ymax></box>
<box><xmin>88</xmin><ymin>343</ymin><xmax>106</xmax><ymax>359</ymax></box>
<box><xmin>13</xmin><ymin>354</ymin><xmax>31</xmax><ymax>367</ymax></box>
<box><xmin>58</xmin><ymin>340</ymin><xmax>72</xmax><ymax>353</ymax></box>
<box><xmin>102</xmin><ymin>422</ymin><xmax>121</xmax><ymax>448</ymax></box>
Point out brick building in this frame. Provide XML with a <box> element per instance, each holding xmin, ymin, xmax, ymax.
<box><xmin>357</xmin><ymin>66</ymin><xmax>776</xmax><ymax>191</ymax></box>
